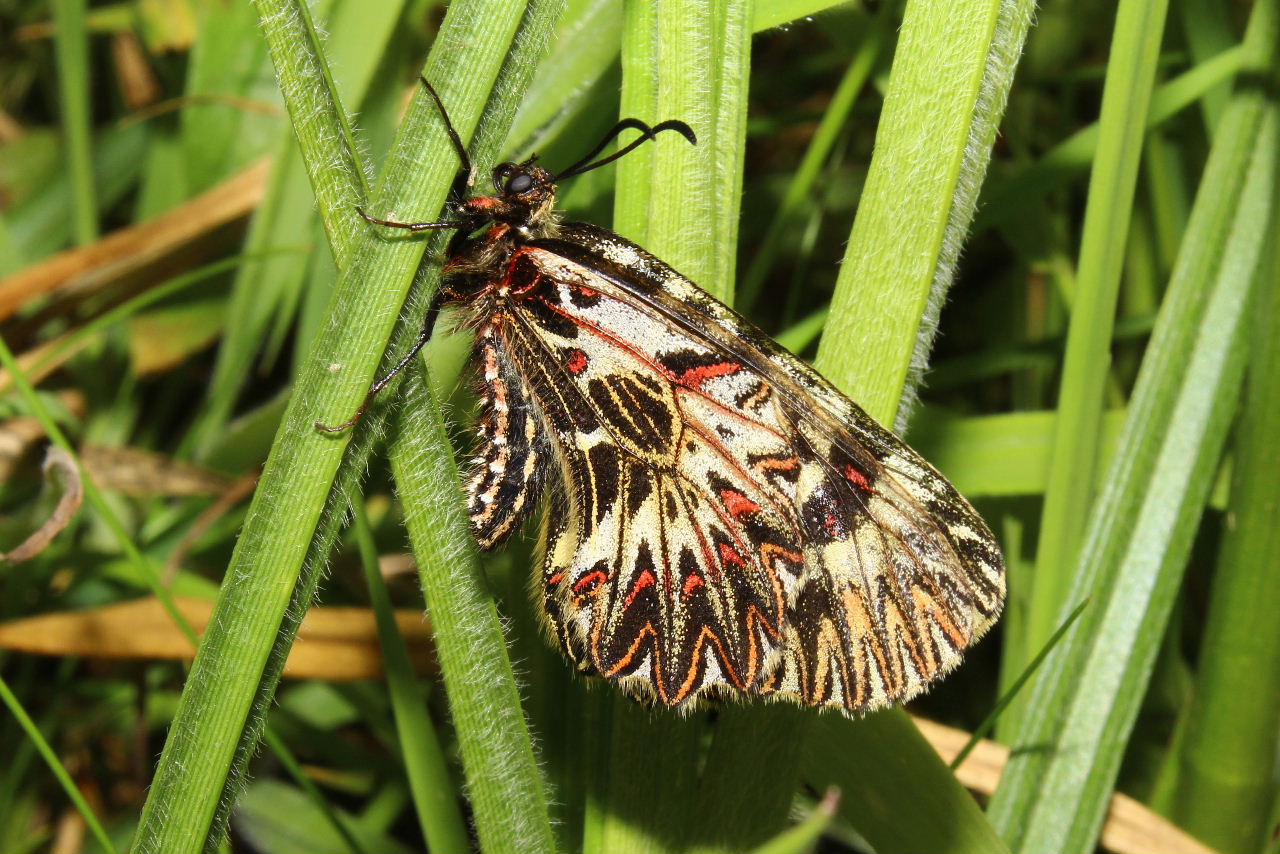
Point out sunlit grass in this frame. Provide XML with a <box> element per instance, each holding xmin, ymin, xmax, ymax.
<box><xmin>0</xmin><ymin>0</ymin><xmax>1275</xmax><ymax>852</ymax></box>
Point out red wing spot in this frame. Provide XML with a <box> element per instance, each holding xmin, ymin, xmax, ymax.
<box><xmin>624</xmin><ymin>569</ymin><xmax>657</xmax><ymax>610</ymax></box>
<box><xmin>823</xmin><ymin>512</ymin><xmax>844</xmax><ymax>537</ymax></box>
<box><xmin>573</xmin><ymin>569</ymin><xmax>608</xmax><ymax>596</ymax></box>
<box><xmin>842</xmin><ymin>464</ymin><xmax>872</xmax><ymax>492</ymax></box>
<box><xmin>719</xmin><ymin>488</ymin><xmax>761</xmax><ymax>519</ymax></box>
<box><xmin>566</xmin><ymin>349</ymin><xmax>589</xmax><ymax>375</ymax></box>
<box><xmin>547</xmin><ymin>571</ymin><xmax>565</xmax><ymax>586</ymax></box>
<box><xmin>572</xmin><ymin>284</ymin><xmax>599</xmax><ymax>299</ymax></box>
<box><xmin>679</xmin><ymin>361</ymin><xmax>742</xmax><ymax>389</ymax></box>
<box><xmin>718</xmin><ymin>542</ymin><xmax>747</xmax><ymax>568</ymax></box>
<box><xmin>682</xmin><ymin>574</ymin><xmax>705</xmax><ymax>598</ymax></box>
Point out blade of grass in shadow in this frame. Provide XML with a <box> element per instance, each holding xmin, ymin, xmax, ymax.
<box><xmin>180</xmin><ymin>0</ymin><xmax>276</xmax><ymax>193</ymax></box>
<box><xmin>987</xmin><ymin>6</ymin><xmax>1278</xmax><ymax>845</ymax></box>
<box><xmin>132</xmin><ymin>2</ymin><xmax>533</xmax><ymax>850</ymax></box>
<box><xmin>51</xmin><ymin>0</ymin><xmax>96</xmax><ymax>245</ymax></box>
<box><xmin>803</xmin><ymin>710</ymin><xmax>1005</xmax><ymax>853</ymax></box>
<box><xmin>1157</xmin><ymin>185</ymin><xmax>1280</xmax><ymax>853</ymax></box>
<box><xmin>0</xmin><ymin>675</ymin><xmax>115</xmax><ymax>853</ymax></box>
<box><xmin>737</xmin><ymin>1</ymin><xmax>893</xmax><ymax>311</ymax></box>
<box><xmin>750</xmin><ymin>789</ymin><xmax>840</xmax><ymax>854</ymax></box>
<box><xmin>351</xmin><ymin>501</ymin><xmax>469</xmax><ymax>854</ymax></box>
<box><xmin>1178</xmin><ymin>0</ymin><xmax>1237</xmax><ymax>136</ymax></box>
<box><xmin>1013</xmin><ymin>0</ymin><xmax>1173</xmax><ymax>701</ymax></box>
<box><xmin>259</xmin><ymin>728</ymin><xmax>366</xmax><ymax>854</ymax></box>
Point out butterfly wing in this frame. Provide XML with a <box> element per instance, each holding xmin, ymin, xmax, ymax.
<box><xmin>465</xmin><ymin>223</ymin><xmax>1004</xmax><ymax>712</ymax></box>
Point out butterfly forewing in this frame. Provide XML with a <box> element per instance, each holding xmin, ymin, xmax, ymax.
<box><xmin>458</xmin><ymin>222</ymin><xmax>1004</xmax><ymax>713</ymax></box>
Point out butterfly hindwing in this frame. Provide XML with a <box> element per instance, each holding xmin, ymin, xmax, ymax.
<box><xmin>462</xmin><ymin>223</ymin><xmax>1004</xmax><ymax>713</ymax></box>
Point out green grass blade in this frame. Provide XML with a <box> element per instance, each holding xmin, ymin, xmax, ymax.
<box><xmin>390</xmin><ymin>360</ymin><xmax>557</xmax><ymax>854</ymax></box>
<box><xmin>1017</xmin><ymin>0</ymin><xmax>1173</xmax><ymax>683</ymax></box>
<box><xmin>180</xmin><ymin>0</ymin><xmax>277</xmax><ymax>193</ymax></box>
<box><xmin>1159</xmin><ymin>101</ymin><xmax>1280</xmax><ymax>854</ymax></box>
<box><xmin>352</xmin><ymin>502</ymin><xmax>470</xmax><ymax>854</ymax></box>
<box><xmin>988</xmin><ymin>7</ymin><xmax>1278</xmax><ymax>845</ymax></box>
<box><xmin>131</xmin><ymin>1</ymin><xmax>534</xmax><ymax>849</ymax></box>
<box><xmin>815</xmin><ymin>0</ymin><xmax>1034</xmax><ymax>426</ymax></box>
<box><xmin>0</xmin><ymin>675</ymin><xmax>116</xmax><ymax>854</ymax></box>
<box><xmin>749</xmin><ymin>789</ymin><xmax>839</xmax><ymax>854</ymax></box>
<box><xmin>614</xmin><ymin>0</ymin><xmax>737</xmax><ymax>298</ymax></box>
<box><xmin>51</xmin><ymin>0</ymin><xmax>97</xmax><ymax>245</ymax></box>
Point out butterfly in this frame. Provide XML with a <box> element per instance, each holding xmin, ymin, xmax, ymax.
<box><xmin>323</xmin><ymin>80</ymin><xmax>1005</xmax><ymax>714</ymax></box>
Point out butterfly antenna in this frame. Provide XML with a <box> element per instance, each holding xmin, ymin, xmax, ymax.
<box><xmin>554</xmin><ymin>119</ymin><xmax>697</xmax><ymax>180</ymax></box>
<box><xmin>418</xmin><ymin>77</ymin><xmax>473</xmax><ymax>186</ymax></box>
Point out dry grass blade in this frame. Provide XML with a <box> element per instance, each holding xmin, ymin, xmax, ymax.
<box><xmin>0</xmin><ymin>597</ymin><xmax>436</xmax><ymax>680</ymax></box>
<box><xmin>914</xmin><ymin>718</ymin><xmax>1214</xmax><ymax>854</ymax></box>
<box><xmin>0</xmin><ymin>158</ymin><xmax>268</xmax><ymax>322</ymax></box>
<box><xmin>1</xmin><ymin>445</ymin><xmax>83</xmax><ymax>563</ymax></box>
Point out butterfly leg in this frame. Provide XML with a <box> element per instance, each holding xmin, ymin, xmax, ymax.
<box><xmin>314</xmin><ymin>289</ymin><xmax>451</xmax><ymax>433</ymax></box>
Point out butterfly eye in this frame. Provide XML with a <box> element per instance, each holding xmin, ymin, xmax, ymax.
<box><xmin>506</xmin><ymin>173</ymin><xmax>533</xmax><ymax>194</ymax></box>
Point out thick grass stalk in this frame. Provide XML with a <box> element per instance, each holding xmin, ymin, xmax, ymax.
<box><xmin>1016</xmin><ymin>0</ymin><xmax>1172</xmax><ymax>680</ymax></box>
<box><xmin>1162</xmin><ymin>203</ymin><xmax>1280</xmax><ymax>852</ymax></box>
<box><xmin>988</xmin><ymin>5</ymin><xmax>1278</xmax><ymax>845</ymax></box>
<box><xmin>1159</xmin><ymin>83</ymin><xmax>1280</xmax><ymax>854</ymax></box>
<box><xmin>384</xmin><ymin>2</ymin><xmax>568</xmax><ymax>850</ymax></box>
<box><xmin>390</xmin><ymin>367</ymin><xmax>558</xmax><ymax>854</ymax></box>
<box><xmin>352</xmin><ymin>503</ymin><xmax>470</xmax><ymax>854</ymax></box>
<box><xmin>132</xmin><ymin>2</ymin><xmax>531</xmax><ymax>850</ymax></box>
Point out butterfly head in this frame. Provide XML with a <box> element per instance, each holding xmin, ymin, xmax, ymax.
<box><xmin>454</xmin><ymin>159</ymin><xmax>559</xmax><ymax>234</ymax></box>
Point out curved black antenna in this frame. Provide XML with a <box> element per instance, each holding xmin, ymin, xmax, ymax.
<box><xmin>554</xmin><ymin>118</ymin><xmax>697</xmax><ymax>180</ymax></box>
<box><xmin>417</xmin><ymin>77</ymin><xmax>473</xmax><ymax>183</ymax></box>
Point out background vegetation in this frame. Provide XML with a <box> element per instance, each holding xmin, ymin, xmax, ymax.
<box><xmin>0</xmin><ymin>0</ymin><xmax>1276</xmax><ymax>852</ymax></box>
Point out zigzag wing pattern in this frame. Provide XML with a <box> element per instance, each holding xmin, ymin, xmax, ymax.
<box><xmin>461</xmin><ymin>223</ymin><xmax>1004</xmax><ymax>713</ymax></box>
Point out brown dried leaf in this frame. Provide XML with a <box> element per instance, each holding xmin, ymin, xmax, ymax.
<box><xmin>913</xmin><ymin>717</ymin><xmax>1213</xmax><ymax>854</ymax></box>
<box><xmin>2</xmin><ymin>446</ymin><xmax>83</xmax><ymax>563</ymax></box>
<box><xmin>0</xmin><ymin>158</ymin><xmax>268</xmax><ymax>324</ymax></box>
<box><xmin>80</xmin><ymin>445</ymin><xmax>231</xmax><ymax>496</ymax></box>
<box><xmin>0</xmin><ymin>596</ymin><xmax>436</xmax><ymax>680</ymax></box>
